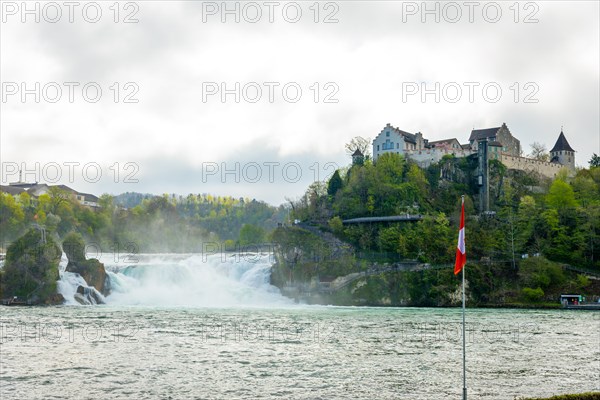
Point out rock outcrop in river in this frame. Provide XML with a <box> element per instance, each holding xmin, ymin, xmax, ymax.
<box><xmin>62</xmin><ymin>232</ymin><xmax>110</xmax><ymax>303</ymax></box>
<box><xmin>0</xmin><ymin>228</ymin><xmax>64</xmax><ymax>305</ymax></box>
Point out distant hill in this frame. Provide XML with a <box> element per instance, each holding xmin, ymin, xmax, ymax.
<box><xmin>113</xmin><ymin>192</ymin><xmax>155</xmax><ymax>208</ymax></box>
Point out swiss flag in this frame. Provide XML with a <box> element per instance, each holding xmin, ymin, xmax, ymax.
<box><xmin>454</xmin><ymin>197</ymin><xmax>466</xmax><ymax>275</ymax></box>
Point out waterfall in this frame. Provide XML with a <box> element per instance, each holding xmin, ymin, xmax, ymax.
<box><xmin>58</xmin><ymin>252</ymin><xmax>291</xmax><ymax>308</ymax></box>
<box><xmin>57</xmin><ymin>254</ymin><xmax>106</xmax><ymax>305</ymax></box>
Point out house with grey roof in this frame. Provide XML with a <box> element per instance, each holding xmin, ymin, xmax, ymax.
<box><xmin>0</xmin><ymin>185</ymin><xmax>26</xmax><ymax>196</ymax></box>
<box><xmin>468</xmin><ymin>123</ymin><xmax>521</xmax><ymax>157</ymax></box>
<box><xmin>0</xmin><ymin>180</ymin><xmax>100</xmax><ymax>208</ymax></box>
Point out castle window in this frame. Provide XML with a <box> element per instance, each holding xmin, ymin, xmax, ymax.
<box><xmin>396</xmin><ymin>143</ymin><xmax>399</xmax><ymax>149</ymax></box>
<box><xmin>386</xmin><ymin>131</ymin><xmax>390</xmax><ymax>137</ymax></box>
<box><xmin>377</xmin><ymin>145</ymin><xmax>380</xmax><ymax>151</ymax></box>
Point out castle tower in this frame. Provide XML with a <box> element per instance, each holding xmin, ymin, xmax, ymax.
<box><xmin>351</xmin><ymin>149</ymin><xmax>364</xmax><ymax>166</ymax></box>
<box><xmin>550</xmin><ymin>130</ymin><xmax>575</xmax><ymax>170</ymax></box>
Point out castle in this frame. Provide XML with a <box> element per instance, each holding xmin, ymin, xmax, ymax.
<box><xmin>372</xmin><ymin>123</ymin><xmax>575</xmax><ymax>178</ymax></box>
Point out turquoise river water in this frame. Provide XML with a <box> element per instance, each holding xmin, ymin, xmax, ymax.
<box><xmin>0</xmin><ymin>253</ymin><xmax>598</xmax><ymax>399</ymax></box>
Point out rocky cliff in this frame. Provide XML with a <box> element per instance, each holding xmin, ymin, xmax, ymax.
<box><xmin>62</xmin><ymin>232</ymin><xmax>110</xmax><ymax>300</ymax></box>
<box><xmin>0</xmin><ymin>228</ymin><xmax>64</xmax><ymax>305</ymax></box>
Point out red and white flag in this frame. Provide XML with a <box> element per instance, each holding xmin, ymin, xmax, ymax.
<box><xmin>454</xmin><ymin>197</ymin><xmax>466</xmax><ymax>275</ymax></box>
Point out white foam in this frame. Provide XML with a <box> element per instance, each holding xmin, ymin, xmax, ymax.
<box><xmin>59</xmin><ymin>252</ymin><xmax>291</xmax><ymax>308</ymax></box>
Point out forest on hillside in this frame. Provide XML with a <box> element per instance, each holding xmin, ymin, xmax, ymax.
<box><xmin>269</xmin><ymin>152</ymin><xmax>600</xmax><ymax>306</ymax></box>
<box><xmin>0</xmin><ymin>190</ymin><xmax>286</xmax><ymax>253</ymax></box>
<box><xmin>288</xmin><ymin>153</ymin><xmax>600</xmax><ymax>271</ymax></box>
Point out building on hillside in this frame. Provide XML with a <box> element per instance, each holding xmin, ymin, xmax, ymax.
<box><xmin>372</xmin><ymin>123</ymin><xmax>427</xmax><ymax>160</ymax></box>
<box><xmin>404</xmin><ymin>137</ymin><xmax>474</xmax><ymax>167</ymax></box>
<box><xmin>499</xmin><ymin>129</ymin><xmax>576</xmax><ymax>177</ymax></box>
<box><xmin>468</xmin><ymin>123</ymin><xmax>521</xmax><ymax>156</ymax></box>
<box><xmin>1</xmin><ymin>179</ymin><xmax>100</xmax><ymax>208</ymax></box>
<box><xmin>351</xmin><ymin>149</ymin><xmax>365</xmax><ymax>165</ymax></box>
<box><xmin>428</xmin><ymin>138</ymin><xmax>463</xmax><ymax>151</ymax></box>
<box><xmin>372</xmin><ymin>124</ymin><xmax>472</xmax><ymax>167</ymax></box>
<box><xmin>371</xmin><ymin>122</ymin><xmax>577</xmax><ymax>178</ymax></box>
<box><xmin>0</xmin><ymin>185</ymin><xmax>26</xmax><ymax>196</ymax></box>
<box><xmin>78</xmin><ymin>192</ymin><xmax>100</xmax><ymax>208</ymax></box>
<box><xmin>550</xmin><ymin>130</ymin><xmax>576</xmax><ymax>171</ymax></box>
<box><xmin>26</xmin><ymin>183</ymin><xmax>50</xmax><ymax>197</ymax></box>
<box><xmin>48</xmin><ymin>184</ymin><xmax>101</xmax><ymax>208</ymax></box>
<box><xmin>488</xmin><ymin>141</ymin><xmax>503</xmax><ymax>160</ymax></box>
<box><xmin>404</xmin><ymin>145</ymin><xmax>473</xmax><ymax>168</ymax></box>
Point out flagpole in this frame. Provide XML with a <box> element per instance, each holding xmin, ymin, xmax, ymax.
<box><xmin>462</xmin><ymin>264</ymin><xmax>467</xmax><ymax>400</ymax></box>
<box><xmin>455</xmin><ymin>195</ymin><xmax>467</xmax><ymax>399</ymax></box>
<box><xmin>461</xmin><ymin>194</ymin><xmax>467</xmax><ymax>400</ymax></box>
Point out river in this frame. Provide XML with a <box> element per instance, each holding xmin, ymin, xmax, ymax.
<box><xmin>0</xmin><ymin>253</ymin><xmax>598</xmax><ymax>399</ymax></box>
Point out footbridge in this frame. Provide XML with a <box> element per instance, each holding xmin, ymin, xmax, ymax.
<box><xmin>342</xmin><ymin>215</ymin><xmax>423</xmax><ymax>224</ymax></box>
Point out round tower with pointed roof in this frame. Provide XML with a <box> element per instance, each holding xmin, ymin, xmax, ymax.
<box><xmin>550</xmin><ymin>130</ymin><xmax>575</xmax><ymax>170</ymax></box>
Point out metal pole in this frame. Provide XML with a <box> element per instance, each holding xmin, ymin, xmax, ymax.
<box><xmin>485</xmin><ymin>143</ymin><xmax>490</xmax><ymax>212</ymax></box>
<box><xmin>462</xmin><ymin>266</ymin><xmax>467</xmax><ymax>400</ymax></box>
<box><xmin>510</xmin><ymin>209</ymin><xmax>516</xmax><ymax>269</ymax></box>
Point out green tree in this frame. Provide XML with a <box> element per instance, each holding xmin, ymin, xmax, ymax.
<box><xmin>375</xmin><ymin>153</ymin><xmax>405</xmax><ymax>185</ymax></box>
<box><xmin>328</xmin><ymin>216</ymin><xmax>344</xmax><ymax>234</ymax></box>
<box><xmin>47</xmin><ymin>187</ymin><xmax>71</xmax><ymax>214</ymax></box>
<box><xmin>327</xmin><ymin>170</ymin><xmax>343</xmax><ymax>196</ymax></box>
<box><xmin>546</xmin><ymin>179</ymin><xmax>577</xmax><ymax>211</ymax></box>
<box><xmin>406</xmin><ymin>163</ymin><xmax>428</xmax><ymax>198</ymax></box>
<box><xmin>345</xmin><ymin>136</ymin><xmax>371</xmax><ymax>158</ymax></box>
<box><xmin>1</xmin><ymin>229</ymin><xmax>62</xmax><ymax>303</ymax></box>
<box><xmin>238</xmin><ymin>224</ymin><xmax>266</xmax><ymax>246</ymax></box>
<box><xmin>529</xmin><ymin>142</ymin><xmax>549</xmax><ymax>161</ymax></box>
<box><xmin>0</xmin><ymin>193</ymin><xmax>25</xmax><ymax>244</ymax></box>
<box><xmin>521</xmin><ymin>287</ymin><xmax>544</xmax><ymax>302</ymax></box>
<box><xmin>62</xmin><ymin>231</ymin><xmax>86</xmax><ymax>263</ymax></box>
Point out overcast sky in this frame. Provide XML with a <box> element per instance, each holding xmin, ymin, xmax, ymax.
<box><xmin>1</xmin><ymin>1</ymin><xmax>599</xmax><ymax>205</ymax></box>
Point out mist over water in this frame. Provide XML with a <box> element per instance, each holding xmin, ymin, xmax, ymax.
<box><xmin>58</xmin><ymin>253</ymin><xmax>292</xmax><ymax>308</ymax></box>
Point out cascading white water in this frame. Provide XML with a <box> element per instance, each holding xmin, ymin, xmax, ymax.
<box><xmin>57</xmin><ymin>253</ymin><xmax>106</xmax><ymax>305</ymax></box>
<box><xmin>58</xmin><ymin>252</ymin><xmax>291</xmax><ymax>307</ymax></box>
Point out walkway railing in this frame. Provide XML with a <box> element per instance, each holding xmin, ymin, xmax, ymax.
<box><xmin>342</xmin><ymin>214</ymin><xmax>423</xmax><ymax>224</ymax></box>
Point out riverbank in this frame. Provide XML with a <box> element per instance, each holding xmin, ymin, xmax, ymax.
<box><xmin>270</xmin><ymin>225</ymin><xmax>600</xmax><ymax>308</ymax></box>
<box><xmin>520</xmin><ymin>393</ymin><xmax>600</xmax><ymax>400</ymax></box>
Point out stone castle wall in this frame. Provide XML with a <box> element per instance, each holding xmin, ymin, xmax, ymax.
<box><xmin>403</xmin><ymin>149</ymin><xmax>567</xmax><ymax>178</ymax></box>
<box><xmin>500</xmin><ymin>154</ymin><xmax>566</xmax><ymax>178</ymax></box>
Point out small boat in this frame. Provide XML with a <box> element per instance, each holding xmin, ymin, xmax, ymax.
<box><xmin>1</xmin><ymin>296</ymin><xmax>30</xmax><ymax>306</ymax></box>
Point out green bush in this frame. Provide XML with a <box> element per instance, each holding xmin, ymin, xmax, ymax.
<box><xmin>62</xmin><ymin>231</ymin><xmax>86</xmax><ymax>263</ymax></box>
<box><xmin>328</xmin><ymin>216</ymin><xmax>344</xmax><ymax>235</ymax></box>
<box><xmin>522</xmin><ymin>287</ymin><xmax>545</xmax><ymax>302</ymax></box>
<box><xmin>576</xmin><ymin>274</ymin><xmax>591</xmax><ymax>289</ymax></box>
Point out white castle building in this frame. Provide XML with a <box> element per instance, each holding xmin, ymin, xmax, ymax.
<box><xmin>372</xmin><ymin>123</ymin><xmax>575</xmax><ymax>178</ymax></box>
